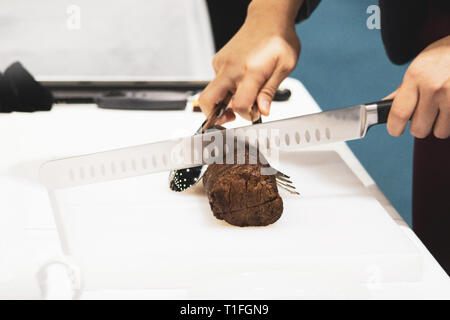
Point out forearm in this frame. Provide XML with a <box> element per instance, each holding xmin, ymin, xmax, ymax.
<box><xmin>247</xmin><ymin>0</ymin><xmax>305</xmax><ymax>27</ymax></box>
<box><xmin>198</xmin><ymin>0</ymin><xmax>304</xmax><ymax>121</ymax></box>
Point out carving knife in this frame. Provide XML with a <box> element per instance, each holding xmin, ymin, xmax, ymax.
<box><xmin>40</xmin><ymin>99</ymin><xmax>393</xmax><ymax>189</ymax></box>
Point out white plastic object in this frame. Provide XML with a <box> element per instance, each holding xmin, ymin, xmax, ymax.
<box><xmin>1</xmin><ymin>0</ymin><xmax>215</xmax><ymax>79</ymax></box>
<box><xmin>0</xmin><ymin>177</ymin><xmax>43</xmax><ymax>299</ymax></box>
<box><xmin>39</xmin><ymin>150</ymin><xmax>422</xmax><ymax>298</ymax></box>
<box><xmin>36</xmin><ymin>258</ymin><xmax>81</xmax><ymax>300</ymax></box>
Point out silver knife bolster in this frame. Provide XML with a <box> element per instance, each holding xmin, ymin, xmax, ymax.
<box><xmin>364</xmin><ymin>103</ymin><xmax>380</xmax><ymax>131</ymax></box>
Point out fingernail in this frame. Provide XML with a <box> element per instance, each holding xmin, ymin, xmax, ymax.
<box><xmin>258</xmin><ymin>98</ymin><xmax>270</xmax><ymax>115</ymax></box>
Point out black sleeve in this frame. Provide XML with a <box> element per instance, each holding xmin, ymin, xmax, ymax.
<box><xmin>380</xmin><ymin>0</ymin><xmax>450</xmax><ymax>65</ymax></box>
<box><xmin>379</xmin><ymin>0</ymin><xmax>425</xmax><ymax>65</ymax></box>
<box><xmin>295</xmin><ymin>0</ymin><xmax>321</xmax><ymax>23</ymax></box>
<box><xmin>206</xmin><ymin>0</ymin><xmax>252</xmax><ymax>51</ymax></box>
<box><xmin>207</xmin><ymin>0</ymin><xmax>321</xmax><ymax>51</ymax></box>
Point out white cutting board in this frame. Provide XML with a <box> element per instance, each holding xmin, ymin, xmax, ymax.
<box><xmin>50</xmin><ymin>149</ymin><xmax>422</xmax><ymax>296</ymax></box>
<box><xmin>0</xmin><ymin>78</ymin><xmax>423</xmax><ymax>298</ymax></box>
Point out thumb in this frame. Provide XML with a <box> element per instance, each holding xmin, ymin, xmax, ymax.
<box><xmin>256</xmin><ymin>68</ymin><xmax>288</xmax><ymax>116</ymax></box>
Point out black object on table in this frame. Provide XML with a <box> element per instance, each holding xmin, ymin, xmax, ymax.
<box><xmin>0</xmin><ymin>62</ymin><xmax>53</xmax><ymax>113</ymax></box>
<box><xmin>0</xmin><ymin>62</ymin><xmax>292</xmax><ymax>113</ymax></box>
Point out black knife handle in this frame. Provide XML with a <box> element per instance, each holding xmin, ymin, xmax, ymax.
<box><xmin>374</xmin><ymin>99</ymin><xmax>393</xmax><ymax>124</ymax></box>
<box><xmin>364</xmin><ymin>99</ymin><xmax>393</xmax><ymax>125</ymax></box>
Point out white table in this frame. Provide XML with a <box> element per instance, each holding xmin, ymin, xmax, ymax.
<box><xmin>0</xmin><ymin>78</ymin><xmax>448</xmax><ymax>299</ymax></box>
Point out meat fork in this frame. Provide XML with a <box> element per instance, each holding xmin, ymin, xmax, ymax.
<box><xmin>168</xmin><ymin>102</ymin><xmax>299</xmax><ymax>195</ymax></box>
<box><xmin>251</xmin><ymin>117</ymin><xmax>299</xmax><ymax>195</ymax></box>
<box><xmin>273</xmin><ymin>170</ymin><xmax>299</xmax><ymax>195</ymax></box>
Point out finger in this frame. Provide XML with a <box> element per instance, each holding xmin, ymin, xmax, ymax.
<box><xmin>433</xmin><ymin>111</ymin><xmax>450</xmax><ymax>139</ymax></box>
<box><xmin>257</xmin><ymin>65</ymin><xmax>290</xmax><ymax>116</ymax></box>
<box><xmin>409</xmin><ymin>89</ymin><xmax>438</xmax><ymax>138</ymax></box>
<box><xmin>250</xmin><ymin>104</ymin><xmax>261</xmax><ymax>122</ymax></box>
<box><xmin>433</xmin><ymin>89</ymin><xmax>450</xmax><ymax>138</ymax></box>
<box><xmin>387</xmin><ymin>81</ymin><xmax>419</xmax><ymax>136</ymax></box>
<box><xmin>198</xmin><ymin>75</ymin><xmax>235</xmax><ymax>117</ymax></box>
<box><xmin>216</xmin><ymin>108</ymin><xmax>236</xmax><ymax>126</ymax></box>
<box><xmin>232</xmin><ymin>75</ymin><xmax>264</xmax><ymax>121</ymax></box>
<box><xmin>383</xmin><ymin>87</ymin><xmax>399</xmax><ymax>100</ymax></box>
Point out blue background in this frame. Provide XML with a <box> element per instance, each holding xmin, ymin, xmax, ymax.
<box><xmin>290</xmin><ymin>0</ymin><xmax>414</xmax><ymax>225</ymax></box>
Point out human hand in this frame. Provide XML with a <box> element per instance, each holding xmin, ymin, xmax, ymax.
<box><xmin>386</xmin><ymin>35</ymin><xmax>450</xmax><ymax>139</ymax></box>
<box><xmin>198</xmin><ymin>0</ymin><xmax>303</xmax><ymax>124</ymax></box>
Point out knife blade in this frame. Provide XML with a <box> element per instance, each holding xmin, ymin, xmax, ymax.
<box><xmin>40</xmin><ymin>99</ymin><xmax>392</xmax><ymax>189</ymax></box>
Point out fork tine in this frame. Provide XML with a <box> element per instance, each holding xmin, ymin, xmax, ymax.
<box><xmin>275</xmin><ymin>174</ymin><xmax>293</xmax><ymax>184</ymax></box>
<box><xmin>275</xmin><ymin>170</ymin><xmax>290</xmax><ymax>179</ymax></box>
<box><xmin>276</xmin><ymin>179</ymin><xmax>300</xmax><ymax>195</ymax></box>
<box><xmin>277</xmin><ymin>182</ymin><xmax>300</xmax><ymax>195</ymax></box>
<box><xmin>280</xmin><ymin>187</ymin><xmax>300</xmax><ymax>195</ymax></box>
<box><xmin>276</xmin><ymin>178</ymin><xmax>297</xmax><ymax>189</ymax></box>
